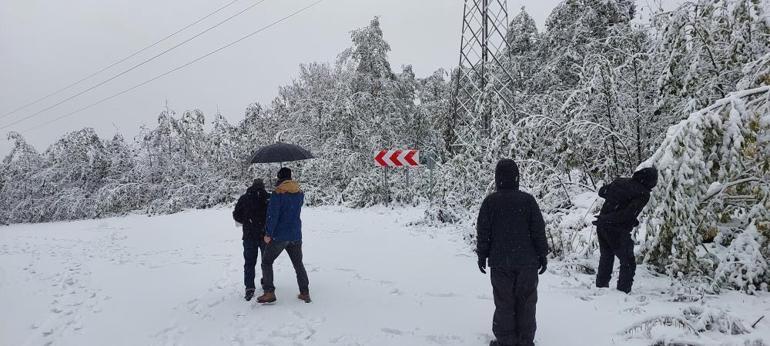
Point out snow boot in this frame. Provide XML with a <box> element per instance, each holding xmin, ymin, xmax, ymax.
<box><xmin>257</xmin><ymin>291</ymin><xmax>276</xmax><ymax>304</ymax></box>
<box><xmin>297</xmin><ymin>291</ymin><xmax>311</xmax><ymax>303</ymax></box>
<box><xmin>244</xmin><ymin>288</ymin><xmax>256</xmax><ymax>301</ymax></box>
<box><xmin>489</xmin><ymin>340</ymin><xmax>514</xmax><ymax>346</ymax></box>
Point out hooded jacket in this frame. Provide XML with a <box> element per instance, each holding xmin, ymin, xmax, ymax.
<box><xmin>266</xmin><ymin>180</ymin><xmax>304</xmax><ymax>242</ymax></box>
<box><xmin>233</xmin><ymin>181</ymin><xmax>270</xmax><ymax>240</ymax></box>
<box><xmin>476</xmin><ymin>159</ymin><xmax>548</xmax><ymax>268</ymax></box>
<box><xmin>594</xmin><ymin>167</ymin><xmax>658</xmax><ymax>231</ymax></box>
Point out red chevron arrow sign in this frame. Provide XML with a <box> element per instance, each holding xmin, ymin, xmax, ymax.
<box><xmin>375</xmin><ymin>149</ymin><xmax>419</xmax><ymax>167</ymax></box>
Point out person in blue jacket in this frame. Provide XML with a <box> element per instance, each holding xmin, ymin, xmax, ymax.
<box><xmin>257</xmin><ymin>167</ymin><xmax>311</xmax><ymax>304</ymax></box>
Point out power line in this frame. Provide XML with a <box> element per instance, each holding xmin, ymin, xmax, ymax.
<box><xmin>17</xmin><ymin>0</ymin><xmax>326</xmax><ymax>134</ymax></box>
<box><xmin>0</xmin><ymin>0</ymin><xmax>241</xmax><ymax>120</ymax></box>
<box><xmin>0</xmin><ymin>0</ymin><xmax>268</xmax><ymax>130</ymax></box>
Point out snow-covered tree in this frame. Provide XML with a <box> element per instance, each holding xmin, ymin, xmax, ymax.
<box><xmin>0</xmin><ymin>132</ymin><xmax>44</xmax><ymax>223</ymax></box>
<box><xmin>2</xmin><ymin>4</ymin><xmax>767</xmax><ymax>297</ymax></box>
<box><xmin>642</xmin><ymin>86</ymin><xmax>770</xmax><ymax>292</ymax></box>
<box><xmin>652</xmin><ymin>0</ymin><xmax>770</xmax><ymax>120</ymax></box>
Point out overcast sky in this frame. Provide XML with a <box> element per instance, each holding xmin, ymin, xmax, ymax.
<box><xmin>0</xmin><ymin>0</ymin><xmax>680</xmax><ymax>155</ymax></box>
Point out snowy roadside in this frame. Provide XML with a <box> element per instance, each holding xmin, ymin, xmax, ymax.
<box><xmin>1</xmin><ymin>206</ymin><xmax>768</xmax><ymax>346</ymax></box>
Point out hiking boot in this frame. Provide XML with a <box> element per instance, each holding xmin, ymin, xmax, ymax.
<box><xmin>257</xmin><ymin>291</ymin><xmax>277</xmax><ymax>304</ymax></box>
<box><xmin>489</xmin><ymin>340</ymin><xmax>514</xmax><ymax>346</ymax></box>
<box><xmin>244</xmin><ymin>288</ymin><xmax>256</xmax><ymax>301</ymax></box>
<box><xmin>297</xmin><ymin>292</ymin><xmax>312</xmax><ymax>303</ymax></box>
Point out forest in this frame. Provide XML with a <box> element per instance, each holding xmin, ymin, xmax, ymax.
<box><xmin>2</xmin><ymin>0</ymin><xmax>769</xmax><ymax>292</ymax></box>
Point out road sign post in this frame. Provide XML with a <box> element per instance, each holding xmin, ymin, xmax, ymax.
<box><xmin>375</xmin><ymin>149</ymin><xmax>420</xmax><ymax>206</ymax></box>
<box><xmin>375</xmin><ymin>149</ymin><xmax>419</xmax><ymax>168</ymax></box>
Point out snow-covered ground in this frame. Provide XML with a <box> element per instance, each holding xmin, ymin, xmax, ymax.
<box><xmin>1</xmin><ymin>207</ymin><xmax>768</xmax><ymax>346</ymax></box>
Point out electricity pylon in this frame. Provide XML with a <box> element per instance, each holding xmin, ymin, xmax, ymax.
<box><xmin>450</xmin><ymin>0</ymin><xmax>515</xmax><ymax>150</ymax></box>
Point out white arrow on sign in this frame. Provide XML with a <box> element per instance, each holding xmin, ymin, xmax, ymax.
<box><xmin>374</xmin><ymin>149</ymin><xmax>419</xmax><ymax>167</ymax></box>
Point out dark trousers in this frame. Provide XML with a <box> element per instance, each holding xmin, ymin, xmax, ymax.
<box><xmin>490</xmin><ymin>267</ymin><xmax>539</xmax><ymax>346</ymax></box>
<box><xmin>596</xmin><ymin>228</ymin><xmax>636</xmax><ymax>293</ymax></box>
<box><xmin>261</xmin><ymin>240</ymin><xmax>309</xmax><ymax>293</ymax></box>
<box><xmin>243</xmin><ymin>238</ymin><xmax>265</xmax><ymax>290</ymax></box>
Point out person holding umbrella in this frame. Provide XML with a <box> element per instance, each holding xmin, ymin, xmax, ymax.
<box><xmin>247</xmin><ymin>142</ymin><xmax>314</xmax><ymax>304</ymax></box>
<box><xmin>257</xmin><ymin>167</ymin><xmax>311</xmax><ymax>304</ymax></box>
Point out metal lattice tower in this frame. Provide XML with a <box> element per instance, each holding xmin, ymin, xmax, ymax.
<box><xmin>451</xmin><ymin>0</ymin><xmax>515</xmax><ymax>143</ymax></box>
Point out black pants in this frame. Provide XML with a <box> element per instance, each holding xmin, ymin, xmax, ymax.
<box><xmin>490</xmin><ymin>267</ymin><xmax>539</xmax><ymax>346</ymax></box>
<box><xmin>243</xmin><ymin>237</ymin><xmax>265</xmax><ymax>290</ymax></box>
<box><xmin>596</xmin><ymin>228</ymin><xmax>636</xmax><ymax>293</ymax></box>
<box><xmin>261</xmin><ymin>240</ymin><xmax>309</xmax><ymax>293</ymax></box>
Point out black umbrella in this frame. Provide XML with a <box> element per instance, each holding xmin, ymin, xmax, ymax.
<box><xmin>250</xmin><ymin>142</ymin><xmax>314</xmax><ymax>164</ymax></box>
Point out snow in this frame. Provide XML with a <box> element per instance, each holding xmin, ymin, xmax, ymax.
<box><xmin>570</xmin><ymin>191</ymin><xmax>598</xmax><ymax>210</ymax></box>
<box><xmin>705</xmin><ymin>182</ymin><xmax>724</xmax><ymax>200</ymax></box>
<box><xmin>1</xmin><ymin>207</ymin><xmax>769</xmax><ymax>345</ymax></box>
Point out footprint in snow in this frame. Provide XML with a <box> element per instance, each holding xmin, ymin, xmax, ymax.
<box><xmin>328</xmin><ymin>334</ymin><xmax>363</xmax><ymax>344</ymax></box>
<box><xmin>381</xmin><ymin>327</ymin><xmax>405</xmax><ymax>335</ymax></box>
<box><xmin>476</xmin><ymin>332</ymin><xmax>495</xmax><ymax>344</ymax></box>
<box><xmin>269</xmin><ymin>323</ymin><xmax>310</xmax><ymax>339</ymax></box>
<box><xmin>623</xmin><ymin>306</ymin><xmax>645</xmax><ymax>314</ymax></box>
<box><xmin>154</xmin><ymin>323</ymin><xmax>187</xmax><ymax>346</ymax></box>
<box><xmin>425</xmin><ymin>334</ymin><xmax>464</xmax><ymax>344</ymax></box>
<box><xmin>306</xmin><ymin>264</ymin><xmax>321</xmax><ymax>273</ymax></box>
<box><xmin>426</xmin><ymin>292</ymin><xmax>458</xmax><ymax>298</ymax></box>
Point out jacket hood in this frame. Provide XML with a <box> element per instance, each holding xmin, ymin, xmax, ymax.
<box><xmin>633</xmin><ymin>167</ymin><xmax>658</xmax><ymax>190</ymax></box>
<box><xmin>251</xmin><ymin>178</ymin><xmax>265</xmax><ymax>189</ymax></box>
<box><xmin>275</xmin><ymin>180</ymin><xmax>302</xmax><ymax>194</ymax></box>
<box><xmin>247</xmin><ymin>184</ymin><xmax>265</xmax><ymax>195</ymax></box>
<box><xmin>495</xmin><ymin>159</ymin><xmax>519</xmax><ymax>190</ymax></box>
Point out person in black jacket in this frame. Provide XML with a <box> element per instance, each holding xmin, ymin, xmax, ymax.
<box><xmin>232</xmin><ymin>178</ymin><xmax>270</xmax><ymax>301</ymax></box>
<box><xmin>477</xmin><ymin>159</ymin><xmax>548</xmax><ymax>346</ymax></box>
<box><xmin>593</xmin><ymin>167</ymin><xmax>658</xmax><ymax>294</ymax></box>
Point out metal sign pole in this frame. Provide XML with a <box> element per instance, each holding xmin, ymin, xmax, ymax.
<box><xmin>375</xmin><ymin>149</ymin><xmax>422</xmax><ymax>207</ymax></box>
<box><xmin>427</xmin><ymin>155</ymin><xmax>434</xmax><ymax>206</ymax></box>
<box><xmin>384</xmin><ymin>167</ymin><xmax>390</xmax><ymax>207</ymax></box>
<box><xmin>405</xmin><ymin>167</ymin><xmax>410</xmax><ymax>201</ymax></box>
<box><xmin>429</xmin><ymin>166</ymin><xmax>433</xmax><ymax>206</ymax></box>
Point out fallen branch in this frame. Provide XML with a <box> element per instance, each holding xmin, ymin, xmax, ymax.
<box><xmin>623</xmin><ymin>315</ymin><xmax>699</xmax><ymax>338</ymax></box>
<box><xmin>752</xmin><ymin>315</ymin><xmax>765</xmax><ymax>329</ymax></box>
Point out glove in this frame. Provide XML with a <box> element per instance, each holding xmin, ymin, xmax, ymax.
<box><xmin>592</xmin><ymin>214</ymin><xmax>602</xmax><ymax>226</ymax></box>
<box><xmin>538</xmin><ymin>256</ymin><xmax>547</xmax><ymax>275</ymax></box>
<box><xmin>478</xmin><ymin>257</ymin><xmax>487</xmax><ymax>274</ymax></box>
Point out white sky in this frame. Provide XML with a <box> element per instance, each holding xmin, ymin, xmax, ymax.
<box><xmin>0</xmin><ymin>0</ymin><xmax>680</xmax><ymax>155</ymax></box>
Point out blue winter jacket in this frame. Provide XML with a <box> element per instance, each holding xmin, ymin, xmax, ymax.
<box><xmin>265</xmin><ymin>180</ymin><xmax>304</xmax><ymax>241</ymax></box>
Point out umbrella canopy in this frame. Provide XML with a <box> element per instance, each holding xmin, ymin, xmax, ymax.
<box><xmin>250</xmin><ymin>142</ymin><xmax>314</xmax><ymax>164</ymax></box>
